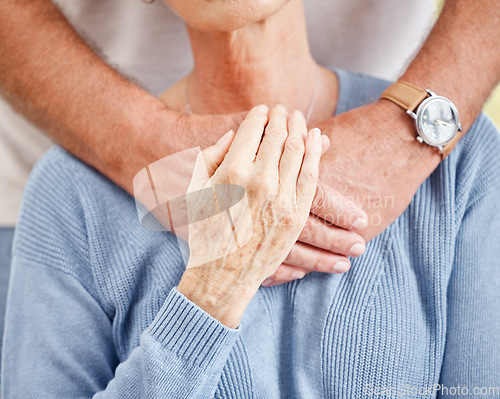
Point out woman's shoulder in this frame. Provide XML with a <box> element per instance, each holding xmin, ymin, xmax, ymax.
<box><xmin>28</xmin><ymin>145</ymin><xmax>118</xmax><ymax>193</ymax></box>
<box><xmin>16</xmin><ymin>146</ymin><xmax>183</xmax><ymax>307</ymax></box>
<box><xmin>14</xmin><ymin>146</ymin><xmax>135</xmax><ymax>279</ymax></box>
<box><xmin>20</xmin><ymin>146</ymin><xmax>131</xmax><ymax>229</ymax></box>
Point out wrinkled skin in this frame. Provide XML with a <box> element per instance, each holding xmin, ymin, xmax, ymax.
<box><xmin>178</xmin><ymin>105</ymin><xmax>326</xmax><ymax>327</ymax></box>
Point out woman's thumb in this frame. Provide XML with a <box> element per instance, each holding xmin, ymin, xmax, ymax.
<box><xmin>202</xmin><ymin>129</ymin><xmax>235</xmax><ymax>176</ymax></box>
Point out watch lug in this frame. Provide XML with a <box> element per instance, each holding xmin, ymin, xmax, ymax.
<box><xmin>438</xmin><ymin>146</ymin><xmax>444</xmax><ymax>154</ymax></box>
<box><xmin>406</xmin><ymin>110</ymin><xmax>417</xmax><ymax>120</ymax></box>
<box><xmin>416</xmin><ymin>136</ymin><xmax>424</xmax><ymax>143</ymax></box>
<box><xmin>458</xmin><ymin>122</ymin><xmax>463</xmax><ymax>132</ymax></box>
<box><xmin>426</xmin><ymin>89</ymin><xmax>437</xmax><ymax>97</ymax></box>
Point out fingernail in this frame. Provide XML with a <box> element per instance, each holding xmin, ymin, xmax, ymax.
<box><xmin>218</xmin><ymin>129</ymin><xmax>234</xmax><ymax>145</ymax></box>
<box><xmin>256</xmin><ymin>104</ymin><xmax>269</xmax><ymax>113</ymax></box>
<box><xmin>293</xmin><ymin>109</ymin><xmax>304</xmax><ymax>119</ymax></box>
<box><xmin>312</xmin><ymin>128</ymin><xmax>321</xmax><ymax>143</ymax></box>
<box><xmin>275</xmin><ymin>104</ymin><xmax>287</xmax><ymax>114</ymax></box>
<box><xmin>262</xmin><ymin>277</ymin><xmax>274</xmax><ymax>287</ymax></box>
<box><xmin>291</xmin><ymin>271</ymin><xmax>306</xmax><ymax>280</ymax></box>
<box><xmin>352</xmin><ymin>217</ymin><xmax>368</xmax><ymax>231</ymax></box>
<box><xmin>349</xmin><ymin>243</ymin><xmax>365</xmax><ymax>257</ymax></box>
<box><xmin>333</xmin><ymin>261</ymin><xmax>350</xmax><ymax>273</ymax></box>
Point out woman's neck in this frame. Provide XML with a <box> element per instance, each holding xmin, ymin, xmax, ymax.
<box><xmin>161</xmin><ymin>0</ymin><xmax>338</xmax><ymax>125</ymax></box>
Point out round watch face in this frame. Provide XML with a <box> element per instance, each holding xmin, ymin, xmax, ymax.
<box><xmin>416</xmin><ymin>96</ymin><xmax>459</xmax><ymax>146</ymax></box>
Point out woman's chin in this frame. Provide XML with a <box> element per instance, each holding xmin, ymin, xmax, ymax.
<box><xmin>165</xmin><ymin>0</ymin><xmax>291</xmax><ymax>32</ymax></box>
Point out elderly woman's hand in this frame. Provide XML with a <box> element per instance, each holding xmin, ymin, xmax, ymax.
<box><xmin>177</xmin><ymin>104</ymin><xmax>325</xmax><ymax>328</ymax></box>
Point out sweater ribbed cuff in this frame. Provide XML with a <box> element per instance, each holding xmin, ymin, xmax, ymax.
<box><xmin>148</xmin><ymin>288</ymin><xmax>240</xmax><ymax>369</ymax></box>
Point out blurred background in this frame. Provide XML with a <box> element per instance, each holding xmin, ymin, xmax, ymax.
<box><xmin>485</xmin><ymin>85</ymin><xmax>500</xmax><ymax>128</ymax></box>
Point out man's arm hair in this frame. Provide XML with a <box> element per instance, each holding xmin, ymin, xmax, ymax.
<box><xmin>0</xmin><ymin>0</ymin><xmax>236</xmax><ymax>194</ymax></box>
<box><xmin>400</xmin><ymin>0</ymin><xmax>500</xmax><ymax>131</ymax></box>
<box><xmin>314</xmin><ymin>0</ymin><xmax>500</xmax><ymax>241</ymax></box>
<box><xmin>0</xmin><ymin>0</ymin><xmax>364</xmax><ymax>284</ymax></box>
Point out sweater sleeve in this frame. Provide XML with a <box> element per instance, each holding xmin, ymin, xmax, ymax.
<box><xmin>1</xmin><ymin>257</ymin><xmax>239</xmax><ymax>398</ymax></box>
<box><xmin>438</xmin><ymin>191</ymin><xmax>500</xmax><ymax>397</ymax></box>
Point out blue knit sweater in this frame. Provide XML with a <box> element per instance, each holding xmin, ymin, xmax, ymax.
<box><xmin>2</xmin><ymin>70</ymin><xmax>500</xmax><ymax>399</ymax></box>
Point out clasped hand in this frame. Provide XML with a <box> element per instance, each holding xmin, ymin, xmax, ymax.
<box><xmin>178</xmin><ymin>104</ymin><xmax>366</xmax><ymax>327</ymax></box>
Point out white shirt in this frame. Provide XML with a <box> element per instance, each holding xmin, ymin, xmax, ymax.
<box><xmin>0</xmin><ymin>0</ymin><xmax>434</xmax><ymax>226</ymax></box>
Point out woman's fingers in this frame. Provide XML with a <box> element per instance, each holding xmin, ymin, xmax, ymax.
<box><xmin>224</xmin><ymin>104</ymin><xmax>269</xmax><ymax>166</ymax></box>
<box><xmin>255</xmin><ymin>104</ymin><xmax>289</xmax><ymax>169</ymax></box>
<box><xmin>202</xmin><ymin>130</ymin><xmax>236</xmax><ymax>175</ymax></box>
<box><xmin>187</xmin><ymin>130</ymin><xmax>235</xmax><ymax>193</ymax></box>
<box><xmin>321</xmin><ymin>135</ymin><xmax>331</xmax><ymax>155</ymax></box>
<box><xmin>296</xmin><ymin>128</ymin><xmax>323</xmax><ymax>209</ymax></box>
<box><xmin>278</xmin><ymin>110</ymin><xmax>308</xmax><ymax>196</ymax></box>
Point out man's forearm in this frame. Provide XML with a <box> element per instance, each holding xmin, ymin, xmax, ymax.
<box><xmin>316</xmin><ymin>0</ymin><xmax>500</xmax><ymax>241</ymax></box>
<box><xmin>0</xmin><ymin>1</ymin><xmax>367</xmax><ymax>284</ymax></box>
<box><xmin>400</xmin><ymin>0</ymin><xmax>500</xmax><ymax>131</ymax></box>
<box><xmin>0</xmin><ymin>1</ymin><xmax>227</xmax><ymax>193</ymax></box>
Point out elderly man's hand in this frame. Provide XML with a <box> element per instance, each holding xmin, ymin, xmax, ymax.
<box><xmin>133</xmin><ymin>106</ymin><xmax>374</xmax><ymax>286</ymax></box>
<box><xmin>134</xmin><ymin>101</ymin><xmax>439</xmax><ymax>288</ymax></box>
<box><xmin>263</xmin><ymin>100</ymin><xmax>441</xmax><ymax>286</ymax></box>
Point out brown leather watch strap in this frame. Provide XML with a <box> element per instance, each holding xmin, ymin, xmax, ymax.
<box><xmin>380</xmin><ymin>81</ymin><xmax>429</xmax><ymax>112</ymax></box>
<box><xmin>442</xmin><ymin>130</ymin><xmax>462</xmax><ymax>159</ymax></box>
<box><xmin>381</xmin><ymin>81</ymin><xmax>462</xmax><ymax>160</ymax></box>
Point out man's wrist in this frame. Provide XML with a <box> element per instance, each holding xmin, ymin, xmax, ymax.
<box><xmin>96</xmin><ymin>94</ymin><xmax>182</xmax><ymax>194</ymax></box>
<box><xmin>376</xmin><ymin>98</ymin><xmax>442</xmax><ymax>166</ymax></box>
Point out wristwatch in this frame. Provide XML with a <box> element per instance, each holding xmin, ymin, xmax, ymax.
<box><xmin>380</xmin><ymin>81</ymin><xmax>462</xmax><ymax>159</ymax></box>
